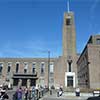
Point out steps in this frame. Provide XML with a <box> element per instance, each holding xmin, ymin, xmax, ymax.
<box><xmin>64</xmin><ymin>87</ymin><xmax>75</xmax><ymax>92</ymax></box>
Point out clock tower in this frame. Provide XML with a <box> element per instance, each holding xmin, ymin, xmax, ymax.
<box><xmin>62</xmin><ymin>11</ymin><xmax>77</xmax><ymax>88</ymax></box>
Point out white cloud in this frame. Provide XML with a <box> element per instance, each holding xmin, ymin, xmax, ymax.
<box><xmin>0</xmin><ymin>39</ymin><xmax>60</xmax><ymax>58</ymax></box>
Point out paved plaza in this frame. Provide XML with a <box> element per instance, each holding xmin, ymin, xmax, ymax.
<box><xmin>6</xmin><ymin>89</ymin><xmax>100</xmax><ymax>100</ymax></box>
<box><xmin>42</xmin><ymin>92</ymin><xmax>94</xmax><ymax>100</ymax></box>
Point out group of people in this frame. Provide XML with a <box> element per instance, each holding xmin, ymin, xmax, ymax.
<box><xmin>13</xmin><ymin>85</ymin><xmax>45</xmax><ymax>100</ymax></box>
<box><xmin>13</xmin><ymin>87</ymin><xmax>23</xmax><ymax>100</ymax></box>
<box><xmin>13</xmin><ymin>87</ymin><xmax>33</xmax><ymax>100</ymax></box>
<box><xmin>24</xmin><ymin>87</ymin><xmax>33</xmax><ymax>100</ymax></box>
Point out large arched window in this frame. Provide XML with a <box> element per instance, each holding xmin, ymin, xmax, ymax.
<box><xmin>7</xmin><ymin>63</ymin><xmax>11</xmax><ymax>73</ymax></box>
<box><xmin>0</xmin><ymin>63</ymin><xmax>3</xmax><ymax>74</ymax></box>
<box><xmin>67</xmin><ymin>59</ymin><xmax>72</xmax><ymax>72</ymax></box>
<box><xmin>32</xmin><ymin>63</ymin><xmax>36</xmax><ymax>74</ymax></box>
<box><xmin>40</xmin><ymin>62</ymin><xmax>45</xmax><ymax>75</ymax></box>
<box><xmin>16</xmin><ymin>63</ymin><xmax>19</xmax><ymax>73</ymax></box>
<box><xmin>24</xmin><ymin>62</ymin><xmax>28</xmax><ymax>73</ymax></box>
<box><xmin>69</xmin><ymin>62</ymin><xmax>71</xmax><ymax>72</ymax></box>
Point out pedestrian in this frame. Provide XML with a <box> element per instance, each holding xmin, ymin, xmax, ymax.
<box><xmin>32</xmin><ymin>86</ymin><xmax>35</xmax><ymax>98</ymax></box>
<box><xmin>59</xmin><ymin>85</ymin><xmax>63</xmax><ymax>96</ymax></box>
<box><xmin>35</xmin><ymin>85</ymin><xmax>39</xmax><ymax>99</ymax></box>
<box><xmin>17</xmin><ymin>87</ymin><xmax>23</xmax><ymax>100</ymax></box>
<box><xmin>13</xmin><ymin>91</ymin><xmax>17</xmax><ymax>100</ymax></box>
<box><xmin>24</xmin><ymin>87</ymin><xmax>28</xmax><ymax>100</ymax></box>
<box><xmin>75</xmin><ymin>87</ymin><xmax>80</xmax><ymax>96</ymax></box>
<box><xmin>59</xmin><ymin>89</ymin><xmax>63</xmax><ymax>96</ymax></box>
<box><xmin>50</xmin><ymin>87</ymin><xmax>52</xmax><ymax>95</ymax></box>
<box><xmin>28</xmin><ymin>89</ymin><xmax>32</xmax><ymax>100</ymax></box>
<box><xmin>60</xmin><ymin>85</ymin><xmax>63</xmax><ymax>93</ymax></box>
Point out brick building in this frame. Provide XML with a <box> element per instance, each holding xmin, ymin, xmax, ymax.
<box><xmin>0</xmin><ymin>11</ymin><xmax>78</xmax><ymax>89</ymax></box>
<box><xmin>77</xmin><ymin>35</ymin><xmax>100</xmax><ymax>89</ymax></box>
<box><xmin>0</xmin><ymin>9</ymin><xmax>99</xmax><ymax>89</ymax></box>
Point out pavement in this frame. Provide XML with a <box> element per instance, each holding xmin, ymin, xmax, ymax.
<box><xmin>40</xmin><ymin>91</ymin><xmax>96</xmax><ymax>100</ymax></box>
<box><xmin>6</xmin><ymin>89</ymin><xmax>100</xmax><ymax>100</ymax></box>
<box><xmin>7</xmin><ymin>90</ymin><xmax>15</xmax><ymax>100</ymax></box>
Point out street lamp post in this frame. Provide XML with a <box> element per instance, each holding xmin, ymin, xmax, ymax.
<box><xmin>48</xmin><ymin>50</ymin><xmax>50</xmax><ymax>90</ymax></box>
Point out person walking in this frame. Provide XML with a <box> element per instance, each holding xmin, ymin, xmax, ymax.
<box><xmin>13</xmin><ymin>91</ymin><xmax>17</xmax><ymax>100</ymax></box>
<box><xmin>28</xmin><ymin>89</ymin><xmax>32</xmax><ymax>100</ymax></box>
<box><xmin>17</xmin><ymin>87</ymin><xmax>23</xmax><ymax>100</ymax></box>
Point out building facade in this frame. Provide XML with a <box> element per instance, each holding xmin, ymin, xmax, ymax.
<box><xmin>77</xmin><ymin>35</ymin><xmax>100</xmax><ymax>89</ymax></box>
<box><xmin>0</xmin><ymin>58</ymin><xmax>56</xmax><ymax>88</ymax></box>
<box><xmin>62</xmin><ymin>12</ymin><xmax>77</xmax><ymax>88</ymax></box>
<box><xmin>0</xmin><ymin>11</ymin><xmax>78</xmax><ymax>89</ymax></box>
<box><xmin>0</xmin><ymin>9</ymin><xmax>100</xmax><ymax>89</ymax></box>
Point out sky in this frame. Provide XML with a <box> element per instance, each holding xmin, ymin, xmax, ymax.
<box><xmin>0</xmin><ymin>0</ymin><xmax>100</xmax><ymax>58</ymax></box>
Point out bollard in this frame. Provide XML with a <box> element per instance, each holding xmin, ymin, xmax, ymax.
<box><xmin>76</xmin><ymin>91</ymin><xmax>80</xmax><ymax>96</ymax></box>
<box><xmin>57</xmin><ymin>91</ymin><xmax>59</xmax><ymax>97</ymax></box>
<box><xmin>39</xmin><ymin>91</ymin><xmax>41</xmax><ymax>98</ymax></box>
<box><xmin>50</xmin><ymin>89</ymin><xmax>52</xmax><ymax>95</ymax></box>
<box><xmin>42</xmin><ymin>90</ymin><xmax>44</xmax><ymax>96</ymax></box>
<box><xmin>36</xmin><ymin>89</ymin><xmax>39</xmax><ymax>100</ymax></box>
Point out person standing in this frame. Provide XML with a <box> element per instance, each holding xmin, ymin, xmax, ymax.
<box><xmin>24</xmin><ymin>87</ymin><xmax>28</xmax><ymax>100</ymax></box>
<box><xmin>28</xmin><ymin>89</ymin><xmax>32</xmax><ymax>100</ymax></box>
<box><xmin>32</xmin><ymin>86</ymin><xmax>35</xmax><ymax>98</ymax></box>
<box><xmin>13</xmin><ymin>91</ymin><xmax>17</xmax><ymax>100</ymax></box>
<box><xmin>17</xmin><ymin>87</ymin><xmax>23</xmax><ymax>100</ymax></box>
<box><xmin>75</xmin><ymin>87</ymin><xmax>80</xmax><ymax>96</ymax></box>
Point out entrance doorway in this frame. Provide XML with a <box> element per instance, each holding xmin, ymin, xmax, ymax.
<box><xmin>13</xmin><ymin>79</ymin><xmax>19</xmax><ymax>86</ymax></box>
<box><xmin>22</xmin><ymin>79</ymin><xmax>27</xmax><ymax>86</ymax></box>
<box><xmin>67</xmin><ymin>76</ymin><xmax>73</xmax><ymax>87</ymax></box>
<box><xmin>30</xmin><ymin>80</ymin><xmax>36</xmax><ymax>86</ymax></box>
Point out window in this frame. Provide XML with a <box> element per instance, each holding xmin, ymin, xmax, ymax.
<box><xmin>8</xmin><ymin>66</ymin><xmax>10</xmax><ymax>73</ymax></box>
<box><xmin>68</xmin><ymin>60</ymin><xmax>72</xmax><ymax>72</ymax></box>
<box><xmin>24</xmin><ymin>69</ymin><xmax>27</xmax><ymax>73</ymax></box>
<box><xmin>67</xmin><ymin>76</ymin><xmax>73</xmax><ymax>87</ymax></box>
<box><xmin>24</xmin><ymin>63</ymin><xmax>28</xmax><ymax>73</ymax></box>
<box><xmin>66</xmin><ymin>18</ymin><xmax>71</xmax><ymax>25</ymax></box>
<box><xmin>96</xmin><ymin>39</ymin><xmax>100</xmax><ymax>45</ymax></box>
<box><xmin>32</xmin><ymin>63</ymin><xmax>36</xmax><ymax>73</ymax></box>
<box><xmin>16</xmin><ymin>63</ymin><xmax>19</xmax><ymax>73</ymax></box>
<box><xmin>41</xmin><ymin>63</ymin><xmax>45</xmax><ymax>74</ymax></box>
<box><xmin>50</xmin><ymin>63</ymin><xmax>54</xmax><ymax>73</ymax></box>
<box><xmin>50</xmin><ymin>78</ymin><xmax>54</xmax><ymax>83</ymax></box>
<box><xmin>0</xmin><ymin>63</ymin><xmax>3</xmax><ymax>74</ymax></box>
<box><xmin>7</xmin><ymin>63</ymin><xmax>11</xmax><ymax>73</ymax></box>
<box><xmin>68</xmin><ymin>62</ymin><xmax>71</xmax><ymax>72</ymax></box>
